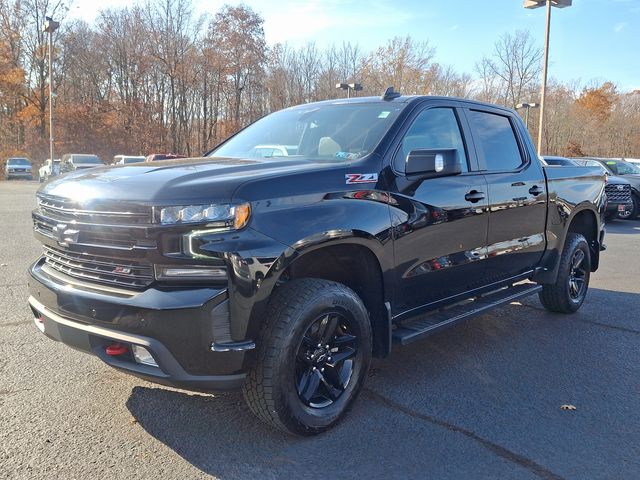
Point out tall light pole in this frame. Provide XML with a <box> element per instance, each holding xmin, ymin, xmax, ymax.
<box><xmin>516</xmin><ymin>102</ymin><xmax>540</xmax><ymax>129</ymax></box>
<box><xmin>43</xmin><ymin>16</ymin><xmax>59</xmax><ymax>164</ymax></box>
<box><xmin>524</xmin><ymin>0</ymin><xmax>572</xmax><ymax>155</ymax></box>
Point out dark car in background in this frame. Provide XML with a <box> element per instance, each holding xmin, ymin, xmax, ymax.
<box><xmin>542</xmin><ymin>156</ymin><xmax>578</xmax><ymax>167</ymax></box>
<box><xmin>574</xmin><ymin>158</ymin><xmax>636</xmax><ymax>219</ymax></box>
<box><xmin>588</xmin><ymin>158</ymin><xmax>640</xmax><ymax>219</ymax></box>
<box><xmin>4</xmin><ymin>157</ymin><xmax>33</xmax><ymax>180</ymax></box>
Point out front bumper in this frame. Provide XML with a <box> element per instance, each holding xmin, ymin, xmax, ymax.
<box><xmin>28</xmin><ymin>259</ymin><xmax>253</xmax><ymax>392</ymax></box>
<box><xmin>6</xmin><ymin>171</ymin><xmax>33</xmax><ymax>179</ymax></box>
<box><xmin>605</xmin><ymin>200</ymin><xmax>631</xmax><ymax>214</ymax></box>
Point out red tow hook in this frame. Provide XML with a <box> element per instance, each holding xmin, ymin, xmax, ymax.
<box><xmin>105</xmin><ymin>343</ymin><xmax>129</xmax><ymax>356</ymax></box>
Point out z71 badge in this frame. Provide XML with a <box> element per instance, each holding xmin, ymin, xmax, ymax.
<box><xmin>345</xmin><ymin>173</ymin><xmax>378</xmax><ymax>184</ymax></box>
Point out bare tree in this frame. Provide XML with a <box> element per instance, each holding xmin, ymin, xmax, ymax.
<box><xmin>476</xmin><ymin>30</ymin><xmax>542</xmax><ymax>108</ymax></box>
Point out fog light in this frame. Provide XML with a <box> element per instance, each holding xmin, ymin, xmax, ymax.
<box><xmin>131</xmin><ymin>345</ymin><xmax>158</xmax><ymax>367</ymax></box>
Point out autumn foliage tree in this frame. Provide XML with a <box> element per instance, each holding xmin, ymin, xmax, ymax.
<box><xmin>0</xmin><ymin>0</ymin><xmax>638</xmax><ymax>166</ymax></box>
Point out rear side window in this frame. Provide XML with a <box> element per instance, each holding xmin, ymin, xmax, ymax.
<box><xmin>468</xmin><ymin>110</ymin><xmax>523</xmax><ymax>172</ymax></box>
<box><xmin>395</xmin><ymin>108</ymin><xmax>468</xmax><ymax>172</ymax></box>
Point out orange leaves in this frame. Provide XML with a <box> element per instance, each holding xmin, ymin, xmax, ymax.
<box><xmin>575</xmin><ymin>82</ymin><xmax>618</xmax><ymax>122</ymax></box>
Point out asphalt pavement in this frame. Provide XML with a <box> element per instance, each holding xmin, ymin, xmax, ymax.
<box><xmin>1</xmin><ymin>180</ymin><xmax>639</xmax><ymax>479</ymax></box>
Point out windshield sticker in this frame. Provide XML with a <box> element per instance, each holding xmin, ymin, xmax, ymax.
<box><xmin>378</xmin><ymin>111</ymin><xmax>391</xmax><ymax>119</ymax></box>
<box><xmin>345</xmin><ymin>173</ymin><xmax>378</xmax><ymax>184</ymax></box>
<box><xmin>606</xmin><ymin>161</ymin><xmax>616</xmax><ymax>165</ymax></box>
<box><xmin>335</xmin><ymin>151</ymin><xmax>361</xmax><ymax>160</ymax></box>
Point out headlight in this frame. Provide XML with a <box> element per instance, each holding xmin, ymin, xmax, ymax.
<box><xmin>159</xmin><ymin>203</ymin><xmax>251</xmax><ymax>229</ymax></box>
<box><xmin>7</xmin><ymin>168</ymin><xmax>14</xmax><ymax>172</ymax></box>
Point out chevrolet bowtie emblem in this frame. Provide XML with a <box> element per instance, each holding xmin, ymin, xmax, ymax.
<box><xmin>52</xmin><ymin>223</ymin><xmax>79</xmax><ymax>247</ymax></box>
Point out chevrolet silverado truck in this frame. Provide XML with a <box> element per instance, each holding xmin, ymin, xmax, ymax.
<box><xmin>28</xmin><ymin>92</ymin><xmax>606</xmax><ymax>435</ymax></box>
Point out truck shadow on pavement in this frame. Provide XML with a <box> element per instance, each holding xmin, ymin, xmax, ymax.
<box><xmin>604</xmin><ymin>217</ymin><xmax>640</xmax><ymax>235</ymax></box>
<box><xmin>126</xmin><ymin>288</ymin><xmax>640</xmax><ymax>479</ymax></box>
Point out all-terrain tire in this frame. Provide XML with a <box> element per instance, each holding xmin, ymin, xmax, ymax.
<box><xmin>538</xmin><ymin>233</ymin><xmax>591</xmax><ymax>313</ymax></box>
<box><xmin>243</xmin><ymin>278</ymin><xmax>372</xmax><ymax>436</ymax></box>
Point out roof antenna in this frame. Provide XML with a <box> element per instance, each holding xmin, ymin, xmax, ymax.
<box><xmin>382</xmin><ymin>86</ymin><xmax>401</xmax><ymax>101</ymax></box>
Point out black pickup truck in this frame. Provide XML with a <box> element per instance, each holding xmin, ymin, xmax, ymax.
<box><xmin>28</xmin><ymin>92</ymin><xmax>606</xmax><ymax>435</ymax></box>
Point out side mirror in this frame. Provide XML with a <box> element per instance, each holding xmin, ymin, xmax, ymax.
<box><xmin>405</xmin><ymin>148</ymin><xmax>461</xmax><ymax>179</ymax></box>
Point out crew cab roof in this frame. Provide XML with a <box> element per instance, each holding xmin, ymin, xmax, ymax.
<box><xmin>291</xmin><ymin>95</ymin><xmax>517</xmax><ymax>115</ymax></box>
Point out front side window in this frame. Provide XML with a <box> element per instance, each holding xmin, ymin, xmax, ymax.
<box><xmin>209</xmin><ymin>103</ymin><xmax>404</xmax><ymax>161</ymax></box>
<box><xmin>394</xmin><ymin>108</ymin><xmax>468</xmax><ymax>172</ymax></box>
<box><xmin>468</xmin><ymin>110</ymin><xmax>523</xmax><ymax>172</ymax></box>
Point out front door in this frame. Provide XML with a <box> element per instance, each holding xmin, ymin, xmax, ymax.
<box><xmin>388</xmin><ymin>105</ymin><xmax>490</xmax><ymax>316</ymax></box>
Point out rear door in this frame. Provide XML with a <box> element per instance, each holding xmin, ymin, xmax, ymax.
<box><xmin>387</xmin><ymin>103</ymin><xmax>490</xmax><ymax>315</ymax></box>
<box><xmin>464</xmin><ymin>107</ymin><xmax>547</xmax><ymax>282</ymax></box>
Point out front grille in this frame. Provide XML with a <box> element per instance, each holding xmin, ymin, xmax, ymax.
<box><xmin>605</xmin><ymin>183</ymin><xmax>632</xmax><ymax>203</ymax></box>
<box><xmin>43</xmin><ymin>246</ymin><xmax>154</xmax><ymax>289</ymax></box>
<box><xmin>37</xmin><ymin>194</ymin><xmax>152</xmax><ymax>225</ymax></box>
<box><xmin>33</xmin><ymin>194</ymin><xmax>156</xmax><ymax>251</ymax></box>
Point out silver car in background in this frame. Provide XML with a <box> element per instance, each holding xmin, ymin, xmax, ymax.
<box><xmin>4</xmin><ymin>158</ymin><xmax>33</xmax><ymax>180</ymax></box>
<box><xmin>60</xmin><ymin>154</ymin><xmax>104</xmax><ymax>172</ymax></box>
<box><xmin>113</xmin><ymin>155</ymin><xmax>146</xmax><ymax>165</ymax></box>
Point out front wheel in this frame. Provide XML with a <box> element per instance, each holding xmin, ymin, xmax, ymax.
<box><xmin>538</xmin><ymin>233</ymin><xmax>591</xmax><ymax>313</ymax></box>
<box><xmin>243</xmin><ymin>278</ymin><xmax>372</xmax><ymax>435</ymax></box>
<box><xmin>621</xmin><ymin>195</ymin><xmax>639</xmax><ymax>220</ymax></box>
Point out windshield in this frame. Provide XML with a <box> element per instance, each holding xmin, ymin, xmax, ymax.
<box><xmin>73</xmin><ymin>155</ymin><xmax>102</xmax><ymax>164</ymax></box>
<box><xmin>208</xmin><ymin>103</ymin><xmax>404</xmax><ymax>161</ymax></box>
<box><xmin>608</xmin><ymin>161</ymin><xmax>640</xmax><ymax>175</ymax></box>
<box><xmin>123</xmin><ymin>157</ymin><xmax>145</xmax><ymax>164</ymax></box>
<box><xmin>573</xmin><ymin>159</ymin><xmax>608</xmax><ymax>175</ymax></box>
<box><xmin>8</xmin><ymin>158</ymin><xmax>30</xmax><ymax>166</ymax></box>
<box><xmin>543</xmin><ymin>157</ymin><xmax>573</xmax><ymax>166</ymax></box>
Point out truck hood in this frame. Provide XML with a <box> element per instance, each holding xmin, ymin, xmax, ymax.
<box><xmin>39</xmin><ymin>156</ymin><xmax>336</xmax><ymax>204</ymax></box>
<box><xmin>607</xmin><ymin>175</ymin><xmax>632</xmax><ymax>185</ymax></box>
<box><xmin>616</xmin><ymin>174</ymin><xmax>640</xmax><ymax>189</ymax></box>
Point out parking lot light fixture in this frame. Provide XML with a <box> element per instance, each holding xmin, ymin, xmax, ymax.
<box><xmin>336</xmin><ymin>82</ymin><xmax>363</xmax><ymax>99</ymax></box>
<box><xmin>524</xmin><ymin>0</ymin><xmax>572</xmax><ymax>155</ymax></box>
<box><xmin>516</xmin><ymin>102</ymin><xmax>540</xmax><ymax>129</ymax></box>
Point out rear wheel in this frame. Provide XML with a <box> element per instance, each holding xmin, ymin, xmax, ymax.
<box><xmin>539</xmin><ymin>233</ymin><xmax>590</xmax><ymax>313</ymax></box>
<box><xmin>243</xmin><ymin>278</ymin><xmax>372</xmax><ymax>435</ymax></box>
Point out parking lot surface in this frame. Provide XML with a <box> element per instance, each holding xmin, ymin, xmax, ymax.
<box><xmin>1</xmin><ymin>181</ymin><xmax>639</xmax><ymax>479</ymax></box>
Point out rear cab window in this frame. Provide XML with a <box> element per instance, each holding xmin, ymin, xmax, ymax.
<box><xmin>467</xmin><ymin>110</ymin><xmax>524</xmax><ymax>172</ymax></box>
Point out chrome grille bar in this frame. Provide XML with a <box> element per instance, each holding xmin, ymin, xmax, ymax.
<box><xmin>43</xmin><ymin>247</ymin><xmax>154</xmax><ymax>289</ymax></box>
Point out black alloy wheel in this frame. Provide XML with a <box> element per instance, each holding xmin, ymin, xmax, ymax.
<box><xmin>568</xmin><ymin>249</ymin><xmax>587</xmax><ymax>300</ymax></box>
<box><xmin>538</xmin><ymin>233</ymin><xmax>591</xmax><ymax>313</ymax></box>
<box><xmin>243</xmin><ymin>278</ymin><xmax>372</xmax><ymax>435</ymax></box>
<box><xmin>295</xmin><ymin>312</ymin><xmax>357</xmax><ymax>408</ymax></box>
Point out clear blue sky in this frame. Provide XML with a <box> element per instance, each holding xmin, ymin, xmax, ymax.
<box><xmin>70</xmin><ymin>0</ymin><xmax>640</xmax><ymax>91</ymax></box>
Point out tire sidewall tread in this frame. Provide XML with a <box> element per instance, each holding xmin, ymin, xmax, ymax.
<box><xmin>243</xmin><ymin>278</ymin><xmax>372</xmax><ymax>436</ymax></box>
<box><xmin>539</xmin><ymin>233</ymin><xmax>591</xmax><ymax>313</ymax></box>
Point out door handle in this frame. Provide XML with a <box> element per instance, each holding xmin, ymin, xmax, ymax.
<box><xmin>529</xmin><ymin>185</ymin><xmax>544</xmax><ymax>196</ymax></box>
<box><xmin>465</xmin><ymin>190</ymin><xmax>486</xmax><ymax>203</ymax></box>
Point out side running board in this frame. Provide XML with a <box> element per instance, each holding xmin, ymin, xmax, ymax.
<box><xmin>392</xmin><ymin>283</ymin><xmax>542</xmax><ymax>346</ymax></box>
